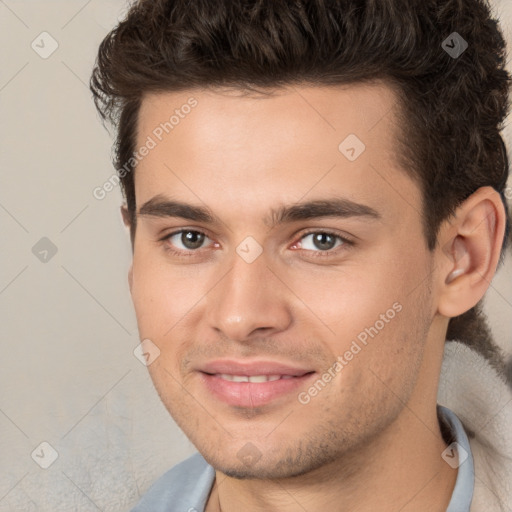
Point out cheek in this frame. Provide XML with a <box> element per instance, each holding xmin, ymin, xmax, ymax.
<box><xmin>286</xmin><ymin>245</ymin><xmax>432</xmax><ymax>380</ymax></box>
<box><xmin>130</xmin><ymin>248</ymin><xmax>208</xmax><ymax>336</ymax></box>
<box><xmin>342</xmin><ymin>271</ymin><xmax>432</xmax><ymax>403</ymax></box>
<box><xmin>285</xmin><ymin>259</ymin><xmax>401</xmax><ymax>341</ymax></box>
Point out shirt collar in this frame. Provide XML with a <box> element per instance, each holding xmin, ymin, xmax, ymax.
<box><xmin>438</xmin><ymin>405</ymin><xmax>475</xmax><ymax>511</ymax></box>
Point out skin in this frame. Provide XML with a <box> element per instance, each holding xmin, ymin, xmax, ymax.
<box><xmin>124</xmin><ymin>83</ymin><xmax>506</xmax><ymax>511</ymax></box>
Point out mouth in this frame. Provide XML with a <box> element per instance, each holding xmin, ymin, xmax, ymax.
<box><xmin>213</xmin><ymin>374</ymin><xmax>296</xmax><ymax>383</ymax></box>
<box><xmin>197</xmin><ymin>360</ymin><xmax>316</xmax><ymax>407</ymax></box>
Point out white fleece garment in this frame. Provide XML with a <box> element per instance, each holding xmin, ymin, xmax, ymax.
<box><xmin>438</xmin><ymin>341</ymin><xmax>512</xmax><ymax>512</ymax></box>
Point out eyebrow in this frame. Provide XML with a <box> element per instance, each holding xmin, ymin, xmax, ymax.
<box><xmin>138</xmin><ymin>194</ymin><xmax>381</xmax><ymax>227</ymax></box>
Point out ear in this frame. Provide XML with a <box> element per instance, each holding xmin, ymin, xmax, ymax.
<box><xmin>128</xmin><ymin>265</ymin><xmax>133</xmax><ymax>293</ymax></box>
<box><xmin>121</xmin><ymin>205</ymin><xmax>131</xmax><ymax>228</ymax></box>
<box><xmin>121</xmin><ymin>205</ymin><xmax>134</xmax><ymax>292</ymax></box>
<box><xmin>436</xmin><ymin>186</ymin><xmax>506</xmax><ymax>318</ymax></box>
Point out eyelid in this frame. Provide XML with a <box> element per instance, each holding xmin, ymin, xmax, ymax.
<box><xmin>291</xmin><ymin>229</ymin><xmax>354</xmax><ymax>254</ymax></box>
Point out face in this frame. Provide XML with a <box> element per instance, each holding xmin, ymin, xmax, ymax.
<box><xmin>130</xmin><ymin>83</ymin><xmax>438</xmax><ymax>479</ymax></box>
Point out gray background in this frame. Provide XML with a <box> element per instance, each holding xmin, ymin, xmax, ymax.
<box><xmin>0</xmin><ymin>1</ymin><xmax>511</xmax><ymax>510</ymax></box>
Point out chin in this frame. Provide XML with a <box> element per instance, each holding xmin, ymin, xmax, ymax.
<box><xmin>214</xmin><ymin>462</ymin><xmax>311</xmax><ymax>480</ymax></box>
<box><xmin>201</xmin><ymin>443</ymin><xmax>344</xmax><ymax>481</ymax></box>
<box><xmin>220</xmin><ymin>464</ymin><xmax>319</xmax><ymax>480</ymax></box>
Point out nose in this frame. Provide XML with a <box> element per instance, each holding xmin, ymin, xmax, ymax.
<box><xmin>205</xmin><ymin>252</ymin><xmax>293</xmax><ymax>342</ymax></box>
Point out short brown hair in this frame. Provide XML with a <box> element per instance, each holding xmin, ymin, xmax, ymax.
<box><xmin>90</xmin><ymin>0</ymin><xmax>511</xmax><ymax>360</ymax></box>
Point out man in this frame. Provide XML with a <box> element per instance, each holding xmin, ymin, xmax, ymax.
<box><xmin>90</xmin><ymin>0</ymin><xmax>512</xmax><ymax>510</ymax></box>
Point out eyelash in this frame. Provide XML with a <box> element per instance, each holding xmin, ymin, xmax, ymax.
<box><xmin>159</xmin><ymin>228</ymin><xmax>354</xmax><ymax>259</ymax></box>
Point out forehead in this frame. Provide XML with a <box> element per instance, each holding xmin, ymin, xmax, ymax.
<box><xmin>137</xmin><ymin>82</ymin><xmax>400</xmax><ymax>154</ymax></box>
<box><xmin>134</xmin><ymin>83</ymin><xmax>421</xmax><ymax>226</ymax></box>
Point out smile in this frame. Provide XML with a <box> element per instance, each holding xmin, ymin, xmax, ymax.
<box><xmin>199</xmin><ymin>370</ymin><xmax>316</xmax><ymax>408</ymax></box>
<box><xmin>216</xmin><ymin>374</ymin><xmax>295</xmax><ymax>383</ymax></box>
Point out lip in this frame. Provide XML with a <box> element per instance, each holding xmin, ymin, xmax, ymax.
<box><xmin>199</xmin><ymin>359</ymin><xmax>313</xmax><ymax>377</ymax></box>
<box><xmin>197</xmin><ymin>359</ymin><xmax>316</xmax><ymax>408</ymax></box>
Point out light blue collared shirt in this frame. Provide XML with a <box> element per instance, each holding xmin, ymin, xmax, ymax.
<box><xmin>130</xmin><ymin>405</ymin><xmax>474</xmax><ymax>512</ymax></box>
<box><xmin>439</xmin><ymin>405</ymin><xmax>475</xmax><ymax>511</ymax></box>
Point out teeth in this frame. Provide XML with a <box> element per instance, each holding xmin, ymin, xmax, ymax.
<box><xmin>218</xmin><ymin>374</ymin><xmax>284</xmax><ymax>383</ymax></box>
<box><xmin>247</xmin><ymin>375</ymin><xmax>269</xmax><ymax>383</ymax></box>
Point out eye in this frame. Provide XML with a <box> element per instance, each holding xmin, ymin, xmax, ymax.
<box><xmin>295</xmin><ymin>231</ymin><xmax>348</xmax><ymax>252</ymax></box>
<box><xmin>160</xmin><ymin>229</ymin><xmax>351</xmax><ymax>258</ymax></box>
<box><xmin>165</xmin><ymin>230</ymin><xmax>211</xmax><ymax>251</ymax></box>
